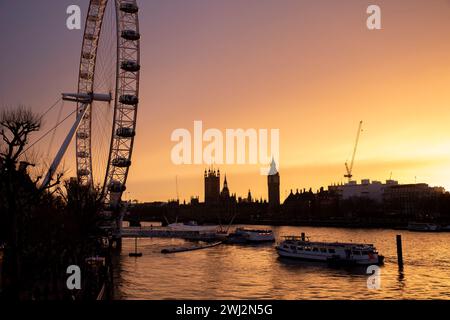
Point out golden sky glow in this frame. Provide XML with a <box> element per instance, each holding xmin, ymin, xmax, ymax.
<box><xmin>1</xmin><ymin>1</ymin><xmax>450</xmax><ymax>202</ymax></box>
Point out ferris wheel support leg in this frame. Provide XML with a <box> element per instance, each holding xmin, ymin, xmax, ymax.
<box><xmin>41</xmin><ymin>103</ymin><xmax>90</xmax><ymax>189</ymax></box>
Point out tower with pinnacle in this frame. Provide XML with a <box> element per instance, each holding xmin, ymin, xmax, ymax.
<box><xmin>204</xmin><ymin>168</ymin><xmax>220</xmax><ymax>204</ymax></box>
<box><xmin>268</xmin><ymin>158</ymin><xmax>280</xmax><ymax>209</ymax></box>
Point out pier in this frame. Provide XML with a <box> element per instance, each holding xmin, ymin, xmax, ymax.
<box><xmin>121</xmin><ymin>227</ymin><xmax>227</xmax><ymax>241</ymax></box>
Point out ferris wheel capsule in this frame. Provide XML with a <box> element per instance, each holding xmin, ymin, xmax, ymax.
<box><xmin>82</xmin><ymin>52</ymin><xmax>95</xmax><ymax>60</ymax></box>
<box><xmin>120</xmin><ymin>3</ymin><xmax>139</xmax><ymax>14</ymax></box>
<box><xmin>112</xmin><ymin>157</ymin><xmax>132</xmax><ymax>168</ymax></box>
<box><xmin>121</xmin><ymin>30</ymin><xmax>140</xmax><ymax>41</ymax></box>
<box><xmin>78</xmin><ymin>169</ymin><xmax>91</xmax><ymax>177</ymax></box>
<box><xmin>116</xmin><ymin>127</ymin><xmax>136</xmax><ymax>138</ymax></box>
<box><xmin>77</xmin><ymin>151</ymin><xmax>89</xmax><ymax>159</ymax></box>
<box><xmin>121</xmin><ymin>60</ymin><xmax>141</xmax><ymax>72</ymax></box>
<box><xmin>84</xmin><ymin>33</ymin><xmax>98</xmax><ymax>41</ymax></box>
<box><xmin>119</xmin><ymin>94</ymin><xmax>139</xmax><ymax>105</ymax></box>
<box><xmin>77</xmin><ymin>132</ymin><xmax>89</xmax><ymax>140</ymax></box>
<box><xmin>109</xmin><ymin>180</ymin><xmax>127</xmax><ymax>193</ymax></box>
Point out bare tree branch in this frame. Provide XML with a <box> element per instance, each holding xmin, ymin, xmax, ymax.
<box><xmin>0</xmin><ymin>106</ymin><xmax>41</xmax><ymax>169</ymax></box>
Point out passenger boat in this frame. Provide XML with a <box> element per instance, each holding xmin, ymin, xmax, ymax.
<box><xmin>276</xmin><ymin>234</ymin><xmax>384</xmax><ymax>266</ymax></box>
<box><xmin>227</xmin><ymin>228</ymin><xmax>275</xmax><ymax>244</ymax></box>
<box><xmin>407</xmin><ymin>222</ymin><xmax>440</xmax><ymax>232</ymax></box>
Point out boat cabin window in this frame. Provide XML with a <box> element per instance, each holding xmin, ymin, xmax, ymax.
<box><xmin>320</xmin><ymin>248</ymin><xmax>327</xmax><ymax>253</ymax></box>
<box><xmin>328</xmin><ymin>249</ymin><xmax>336</xmax><ymax>254</ymax></box>
<box><xmin>290</xmin><ymin>246</ymin><xmax>296</xmax><ymax>250</ymax></box>
<box><xmin>362</xmin><ymin>251</ymin><xmax>369</xmax><ymax>255</ymax></box>
<box><xmin>312</xmin><ymin>248</ymin><xmax>319</xmax><ymax>252</ymax></box>
<box><xmin>296</xmin><ymin>247</ymin><xmax>303</xmax><ymax>251</ymax></box>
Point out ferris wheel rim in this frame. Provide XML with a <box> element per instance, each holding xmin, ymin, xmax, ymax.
<box><xmin>75</xmin><ymin>0</ymin><xmax>140</xmax><ymax>206</ymax></box>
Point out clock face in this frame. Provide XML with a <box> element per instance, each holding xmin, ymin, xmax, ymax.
<box><xmin>269</xmin><ymin>175</ymin><xmax>280</xmax><ymax>184</ymax></box>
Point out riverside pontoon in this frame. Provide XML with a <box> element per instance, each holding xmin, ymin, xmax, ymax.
<box><xmin>168</xmin><ymin>221</ymin><xmax>220</xmax><ymax>233</ymax></box>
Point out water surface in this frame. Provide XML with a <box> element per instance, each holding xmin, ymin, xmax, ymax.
<box><xmin>113</xmin><ymin>226</ymin><xmax>450</xmax><ymax>300</ymax></box>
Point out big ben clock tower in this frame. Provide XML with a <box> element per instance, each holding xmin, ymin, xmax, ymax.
<box><xmin>268</xmin><ymin>159</ymin><xmax>280</xmax><ymax>209</ymax></box>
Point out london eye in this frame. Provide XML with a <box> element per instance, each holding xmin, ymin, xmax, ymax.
<box><xmin>42</xmin><ymin>0</ymin><xmax>141</xmax><ymax>207</ymax></box>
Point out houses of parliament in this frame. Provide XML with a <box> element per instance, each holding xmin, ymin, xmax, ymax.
<box><xmin>203</xmin><ymin>159</ymin><xmax>280</xmax><ymax>211</ymax></box>
<box><xmin>129</xmin><ymin>157</ymin><xmax>450</xmax><ymax>225</ymax></box>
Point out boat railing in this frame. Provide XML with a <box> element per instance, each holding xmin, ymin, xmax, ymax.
<box><xmin>282</xmin><ymin>235</ymin><xmax>310</xmax><ymax>242</ymax></box>
<box><xmin>281</xmin><ymin>236</ymin><xmax>376</xmax><ymax>249</ymax></box>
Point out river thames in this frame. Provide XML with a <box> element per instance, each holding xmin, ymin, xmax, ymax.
<box><xmin>113</xmin><ymin>226</ymin><xmax>450</xmax><ymax>300</ymax></box>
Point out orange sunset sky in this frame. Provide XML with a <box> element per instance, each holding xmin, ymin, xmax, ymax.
<box><xmin>1</xmin><ymin>0</ymin><xmax>450</xmax><ymax>202</ymax></box>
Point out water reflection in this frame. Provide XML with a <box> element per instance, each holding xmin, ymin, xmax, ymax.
<box><xmin>113</xmin><ymin>226</ymin><xmax>450</xmax><ymax>300</ymax></box>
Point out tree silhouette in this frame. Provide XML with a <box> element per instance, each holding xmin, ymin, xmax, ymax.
<box><xmin>0</xmin><ymin>106</ymin><xmax>41</xmax><ymax>171</ymax></box>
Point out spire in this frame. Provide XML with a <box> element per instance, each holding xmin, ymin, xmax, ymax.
<box><xmin>221</xmin><ymin>173</ymin><xmax>230</xmax><ymax>197</ymax></box>
<box><xmin>268</xmin><ymin>157</ymin><xmax>278</xmax><ymax>175</ymax></box>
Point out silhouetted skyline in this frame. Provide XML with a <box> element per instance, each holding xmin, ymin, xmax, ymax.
<box><xmin>1</xmin><ymin>1</ymin><xmax>450</xmax><ymax>201</ymax></box>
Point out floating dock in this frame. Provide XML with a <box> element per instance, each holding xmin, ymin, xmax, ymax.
<box><xmin>121</xmin><ymin>227</ymin><xmax>227</xmax><ymax>241</ymax></box>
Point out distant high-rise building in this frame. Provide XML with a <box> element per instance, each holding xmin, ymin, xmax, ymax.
<box><xmin>268</xmin><ymin>159</ymin><xmax>280</xmax><ymax>209</ymax></box>
<box><xmin>204</xmin><ymin>168</ymin><xmax>220</xmax><ymax>204</ymax></box>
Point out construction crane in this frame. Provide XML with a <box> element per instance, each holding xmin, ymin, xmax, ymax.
<box><xmin>344</xmin><ymin>121</ymin><xmax>363</xmax><ymax>182</ymax></box>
